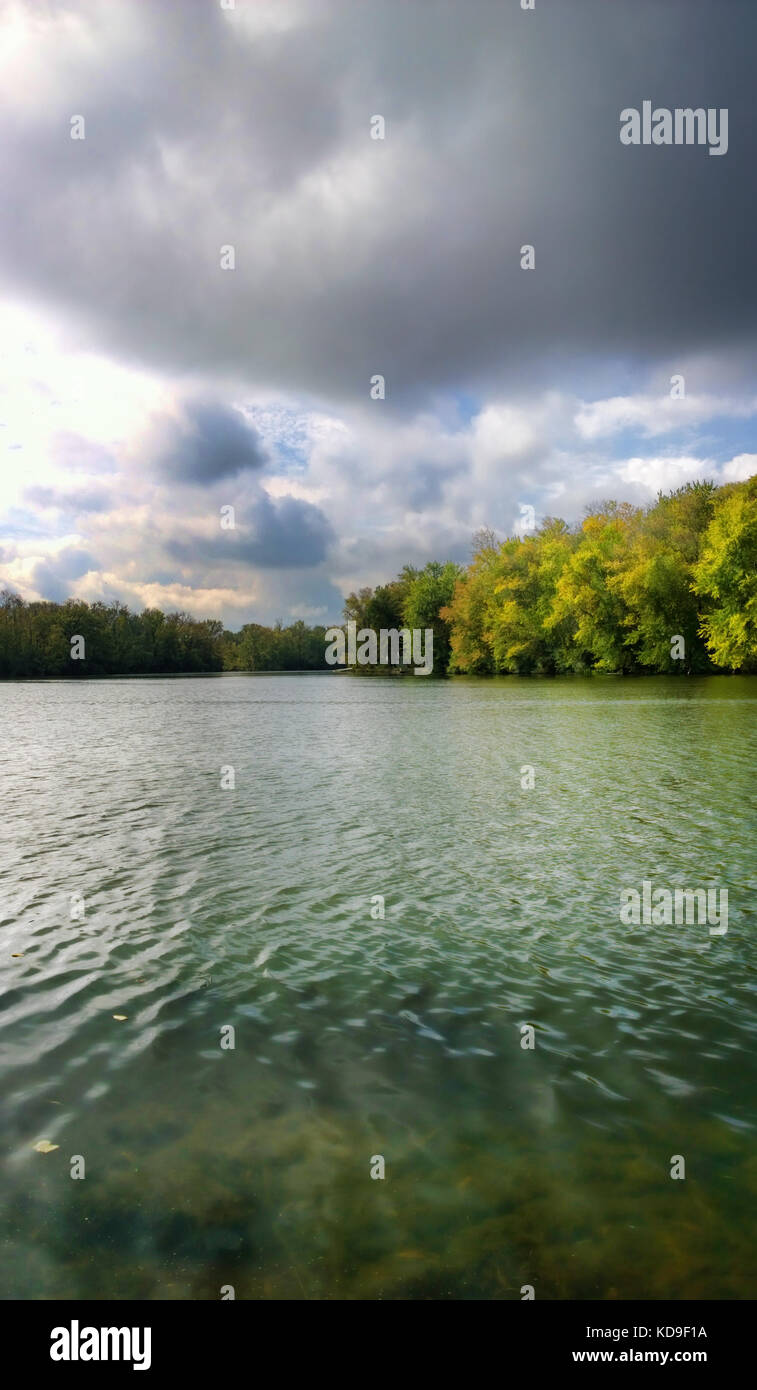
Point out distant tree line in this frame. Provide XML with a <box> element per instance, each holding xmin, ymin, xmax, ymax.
<box><xmin>0</xmin><ymin>597</ymin><xmax>227</xmax><ymax>678</ymax></box>
<box><xmin>1</xmin><ymin>475</ymin><xmax>755</xmax><ymax>679</ymax></box>
<box><xmin>220</xmin><ymin>620</ymin><xmax>330</xmax><ymax>671</ymax></box>
<box><xmin>0</xmin><ymin>597</ymin><xmax>334</xmax><ymax>678</ymax></box>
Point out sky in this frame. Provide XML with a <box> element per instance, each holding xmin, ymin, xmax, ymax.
<box><xmin>1</xmin><ymin>0</ymin><xmax>756</xmax><ymax>628</ymax></box>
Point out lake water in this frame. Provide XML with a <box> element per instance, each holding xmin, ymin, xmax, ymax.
<box><xmin>1</xmin><ymin>673</ymin><xmax>755</xmax><ymax>1300</ymax></box>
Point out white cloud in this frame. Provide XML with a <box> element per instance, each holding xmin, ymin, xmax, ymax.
<box><xmin>616</xmin><ymin>455</ymin><xmax>713</xmax><ymax>491</ymax></box>
<box><xmin>721</xmin><ymin>453</ymin><xmax>757</xmax><ymax>481</ymax></box>
<box><xmin>77</xmin><ymin>575</ymin><xmax>257</xmax><ymax>616</ymax></box>
<box><xmin>470</xmin><ymin>404</ymin><xmax>537</xmax><ymax>462</ymax></box>
<box><xmin>575</xmin><ymin>391</ymin><xmax>757</xmax><ymax>440</ymax></box>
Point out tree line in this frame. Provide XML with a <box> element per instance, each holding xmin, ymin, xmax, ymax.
<box><xmin>338</xmin><ymin>476</ymin><xmax>757</xmax><ymax>675</ymax></box>
<box><xmin>1</xmin><ymin>475</ymin><xmax>755</xmax><ymax>678</ymax></box>
<box><xmin>0</xmin><ymin>597</ymin><xmax>335</xmax><ymax>678</ymax></box>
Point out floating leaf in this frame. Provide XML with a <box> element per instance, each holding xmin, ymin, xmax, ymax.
<box><xmin>11</xmin><ymin>953</ymin><xmax>24</xmax><ymax>958</ymax></box>
<box><xmin>113</xmin><ymin>1014</ymin><xmax>128</xmax><ymax>1021</ymax></box>
<box><xmin>34</xmin><ymin>1140</ymin><xmax>59</xmax><ymax>1154</ymax></box>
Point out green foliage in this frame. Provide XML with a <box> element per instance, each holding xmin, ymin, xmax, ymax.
<box><xmin>343</xmin><ymin>568</ymin><xmax>417</xmax><ymax>634</ymax></box>
<box><xmin>339</xmin><ymin>561</ymin><xmax>460</xmax><ymax>674</ymax></box>
<box><xmin>221</xmin><ymin>619</ymin><xmax>329</xmax><ymax>671</ymax></box>
<box><xmin>495</xmin><ymin>519</ymin><xmax>578</xmax><ymax>673</ymax></box>
<box><xmin>692</xmin><ymin>476</ymin><xmax>757</xmax><ymax>670</ymax></box>
<box><xmin>549</xmin><ymin>504</ymin><xmax>640</xmax><ymax>672</ymax></box>
<box><xmin>441</xmin><ymin>540</ymin><xmax>500</xmax><ymax>674</ymax></box>
<box><xmin>611</xmin><ymin>482</ymin><xmax>717</xmax><ymax>672</ymax></box>
<box><xmin>0</xmin><ymin>596</ymin><xmax>330</xmax><ymax>678</ymax></box>
<box><xmin>444</xmin><ymin>476</ymin><xmax>756</xmax><ymax>674</ymax></box>
<box><xmin>401</xmin><ymin>561</ymin><xmax>462</xmax><ymax>672</ymax></box>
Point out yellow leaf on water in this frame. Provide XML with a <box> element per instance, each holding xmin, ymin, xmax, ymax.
<box><xmin>113</xmin><ymin>1015</ymin><xmax>128</xmax><ymax>1021</ymax></box>
<box><xmin>34</xmin><ymin>1140</ymin><xmax>59</xmax><ymax>1153</ymax></box>
<box><xmin>11</xmin><ymin>953</ymin><xmax>23</xmax><ymax>958</ymax></box>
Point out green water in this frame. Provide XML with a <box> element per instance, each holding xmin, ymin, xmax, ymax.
<box><xmin>1</xmin><ymin>673</ymin><xmax>755</xmax><ymax>1300</ymax></box>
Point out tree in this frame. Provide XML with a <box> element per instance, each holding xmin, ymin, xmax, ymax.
<box><xmin>442</xmin><ymin>545</ymin><xmax>499</xmax><ymax>674</ymax></box>
<box><xmin>692</xmin><ymin>477</ymin><xmax>757</xmax><ymax>670</ymax></box>
<box><xmin>612</xmin><ymin>483</ymin><xmax>716</xmax><ymax>672</ymax></box>
<box><xmin>402</xmin><ymin>561</ymin><xmax>462</xmax><ymax>673</ymax></box>
<box><xmin>490</xmin><ymin>520</ymin><xmax>577</xmax><ymax>674</ymax></box>
<box><xmin>549</xmin><ymin>504</ymin><xmax>639</xmax><ymax>671</ymax></box>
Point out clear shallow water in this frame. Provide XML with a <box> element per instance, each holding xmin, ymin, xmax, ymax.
<box><xmin>0</xmin><ymin>673</ymin><xmax>755</xmax><ymax>1300</ymax></box>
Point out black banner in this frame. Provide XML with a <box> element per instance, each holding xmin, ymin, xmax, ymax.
<box><xmin>6</xmin><ymin>1299</ymin><xmax>752</xmax><ymax>1377</ymax></box>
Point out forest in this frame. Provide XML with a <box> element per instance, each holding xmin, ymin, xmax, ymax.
<box><xmin>1</xmin><ymin>475</ymin><xmax>755</xmax><ymax>678</ymax></box>
<box><xmin>0</xmin><ymin>600</ymin><xmax>331</xmax><ymax>678</ymax></box>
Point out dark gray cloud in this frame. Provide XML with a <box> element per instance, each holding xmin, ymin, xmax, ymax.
<box><xmin>167</xmin><ymin>492</ymin><xmax>334</xmax><ymax>571</ymax></box>
<box><xmin>238</xmin><ymin>493</ymin><xmax>334</xmax><ymax>567</ymax></box>
<box><xmin>154</xmin><ymin>400</ymin><xmax>267</xmax><ymax>484</ymax></box>
<box><xmin>0</xmin><ymin>0</ymin><xmax>755</xmax><ymax>410</ymax></box>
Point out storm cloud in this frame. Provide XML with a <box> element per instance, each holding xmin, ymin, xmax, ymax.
<box><xmin>152</xmin><ymin>400</ymin><xmax>268</xmax><ymax>484</ymax></box>
<box><xmin>0</xmin><ymin>0</ymin><xmax>755</xmax><ymax>407</ymax></box>
<box><xmin>167</xmin><ymin>491</ymin><xmax>334</xmax><ymax>571</ymax></box>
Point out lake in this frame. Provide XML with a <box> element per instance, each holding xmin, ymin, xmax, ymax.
<box><xmin>1</xmin><ymin>673</ymin><xmax>755</xmax><ymax>1299</ymax></box>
